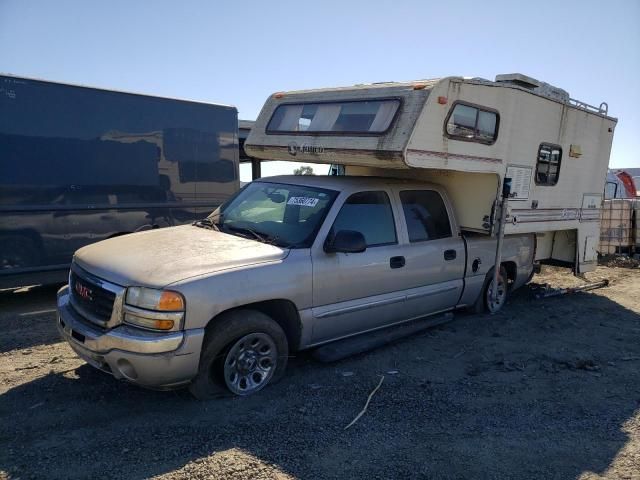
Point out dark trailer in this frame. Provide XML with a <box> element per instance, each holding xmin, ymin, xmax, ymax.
<box><xmin>0</xmin><ymin>74</ymin><xmax>239</xmax><ymax>288</ymax></box>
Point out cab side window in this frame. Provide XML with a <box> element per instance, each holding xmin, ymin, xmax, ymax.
<box><xmin>400</xmin><ymin>190</ymin><xmax>452</xmax><ymax>242</ymax></box>
<box><xmin>331</xmin><ymin>191</ymin><xmax>396</xmax><ymax>247</ymax></box>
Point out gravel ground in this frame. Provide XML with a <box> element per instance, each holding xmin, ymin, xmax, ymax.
<box><xmin>0</xmin><ymin>265</ymin><xmax>639</xmax><ymax>480</ymax></box>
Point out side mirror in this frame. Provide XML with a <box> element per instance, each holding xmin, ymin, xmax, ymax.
<box><xmin>324</xmin><ymin>230</ymin><xmax>366</xmax><ymax>254</ymax></box>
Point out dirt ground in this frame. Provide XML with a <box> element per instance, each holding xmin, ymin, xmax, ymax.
<box><xmin>0</xmin><ymin>265</ymin><xmax>639</xmax><ymax>480</ymax></box>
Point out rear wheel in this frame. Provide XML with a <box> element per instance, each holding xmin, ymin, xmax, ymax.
<box><xmin>189</xmin><ymin>309</ymin><xmax>289</xmax><ymax>399</ymax></box>
<box><xmin>485</xmin><ymin>267</ymin><xmax>508</xmax><ymax>313</ymax></box>
<box><xmin>472</xmin><ymin>267</ymin><xmax>509</xmax><ymax>314</ymax></box>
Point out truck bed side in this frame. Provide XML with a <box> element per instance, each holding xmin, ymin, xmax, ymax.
<box><xmin>458</xmin><ymin>233</ymin><xmax>535</xmax><ymax>307</ymax></box>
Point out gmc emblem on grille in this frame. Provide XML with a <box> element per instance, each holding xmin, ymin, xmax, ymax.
<box><xmin>75</xmin><ymin>282</ymin><xmax>93</xmax><ymax>301</ymax></box>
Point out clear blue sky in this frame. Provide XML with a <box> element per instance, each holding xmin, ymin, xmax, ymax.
<box><xmin>1</xmin><ymin>0</ymin><xmax>638</xmax><ymax>179</ymax></box>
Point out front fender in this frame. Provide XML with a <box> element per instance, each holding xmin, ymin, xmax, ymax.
<box><xmin>169</xmin><ymin>249</ymin><xmax>312</xmax><ymax>330</ymax></box>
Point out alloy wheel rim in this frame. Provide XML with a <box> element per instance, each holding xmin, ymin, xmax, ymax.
<box><xmin>486</xmin><ymin>277</ymin><xmax>507</xmax><ymax>313</ymax></box>
<box><xmin>223</xmin><ymin>333</ymin><xmax>277</xmax><ymax>395</ymax></box>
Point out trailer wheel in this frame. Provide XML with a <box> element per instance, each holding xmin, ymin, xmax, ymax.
<box><xmin>189</xmin><ymin>309</ymin><xmax>289</xmax><ymax>399</ymax></box>
<box><xmin>473</xmin><ymin>267</ymin><xmax>509</xmax><ymax>314</ymax></box>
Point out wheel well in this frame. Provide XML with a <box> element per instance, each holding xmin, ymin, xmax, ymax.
<box><xmin>211</xmin><ymin>299</ymin><xmax>302</xmax><ymax>351</ymax></box>
<box><xmin>502</xmin><ymin>261</ymin><xmax>517</xmax><ymax>287</ymax></box>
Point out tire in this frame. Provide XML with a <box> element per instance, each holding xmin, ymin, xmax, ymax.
<box><xmin>188</xmin><ymin>309</ymin><xmax>289</xmax><ymax>399</ymax></box>
<box><xmin>472</xmin><ymin>266</ymin><xmax>509</xmax><ymax>314</ymax></box>
<box><xmin>0</xmin><ymin>235</ymin><xmax>41</xmax><ymax>270</ymax></box>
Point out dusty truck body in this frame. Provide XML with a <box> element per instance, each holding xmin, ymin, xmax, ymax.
<box><xmin>57</xmin><ymin>74</ymin><xmax>615</xmax><ymax>397</ymax></box>
<box><xmin>57</xmin><ymin>175</ymin><xmax>532</xmax><ymax>396</ymax></box>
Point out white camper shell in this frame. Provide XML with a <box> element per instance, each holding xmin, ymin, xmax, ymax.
<box><xmin>245</xmin><ymin>74</ymin><xmax>617</xmax><ymax>273</ymax></box>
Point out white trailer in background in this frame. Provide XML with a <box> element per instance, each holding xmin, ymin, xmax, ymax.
<box><xmin>245</xmin><ymin>73</ymin><xmax>617</xmax><ymax>274</ymax></box>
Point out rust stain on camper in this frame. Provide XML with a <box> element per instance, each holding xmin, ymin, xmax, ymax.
<box><xmin>558</xmin><ymin>103</ymin><xmax>569</xmax><ymax>144</ymax></box>
<box><xmin>407</xmin><ymin>149</ymin><xmax>502</xmax><ymax>164</ymax></box>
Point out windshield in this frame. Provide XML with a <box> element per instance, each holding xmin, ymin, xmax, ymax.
<box><xmin>210</xmin><ymin>181</ymin><xmax>338</xmax><ymax>248</ymax></box>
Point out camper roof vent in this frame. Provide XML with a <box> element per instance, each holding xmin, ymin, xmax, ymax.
<box><xmin>495</xmin><ymin>73</ymin><xmax>570</xmax><ymax>103</ymax></box>
<box><xmin>495</xmin><ymin>73</ymin><xmax>541</xmax><ymax>89</ymax></box>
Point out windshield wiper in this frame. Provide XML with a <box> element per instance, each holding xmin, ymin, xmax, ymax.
<box><xmin>223</xmin><ymin>225</ymin><xmax>267</xmax><ymax>241</ymax></box>
<box><xmin>192</xmin><ymin>218</ymin><xmax>220</xmax><ymax>231</ymax></box>
<box><xmin>223</xmin><ymin>225</ymin><xmax>287</xmax><ymax>247</ymax></box>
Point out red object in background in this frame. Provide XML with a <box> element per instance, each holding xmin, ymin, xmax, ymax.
<box><xmin>615</xmin><ymin>170</ymin><xmax>638</xmax><ymax>198</ymax></box>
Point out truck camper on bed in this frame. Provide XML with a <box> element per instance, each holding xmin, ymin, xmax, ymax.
<box><xmin>245</xmin><ymin>73</ymin><xmax>617</xmax><ymax>274</ymax></box>
<box><xmin>56</xmin><ymin>74</ymin><xmax>616</xmax><ymax>397</ymax></box>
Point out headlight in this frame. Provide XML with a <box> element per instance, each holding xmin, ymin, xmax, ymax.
<box><xmin>124</xmin><ymin>287</ymin><xmax>185</xmax><ymax>331</ymax></box>
<box><xmin>126</xmin><ymin>287</ymin><xmax>185</xmax><ymax>311</ymax></box>
<box><xmin>123</xmin><ymin>312</ymin><xmax>178</xmax><ymax>331</ymax></box>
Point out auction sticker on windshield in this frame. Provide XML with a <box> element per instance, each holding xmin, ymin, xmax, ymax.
<box><xmin>287</xmin><ymin>197</ymin><xmax>319</xmax><ymax>207</ymax></box>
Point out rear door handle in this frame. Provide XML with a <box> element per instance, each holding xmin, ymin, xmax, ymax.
<box><xmin>390</xmin><ymin>256</ymin><xmax>405</xmax><ymax>269</ymax></box>
<box><xmin>444</xmin><ymin>249</ymin><xmax>457</xmax><ymax>261</ymax></box>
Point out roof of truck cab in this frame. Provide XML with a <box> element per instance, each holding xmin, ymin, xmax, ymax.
<box><xmin>255</xmin><ymin>175</ymin><xmax>442</xmax><ymax>191</ymax></box>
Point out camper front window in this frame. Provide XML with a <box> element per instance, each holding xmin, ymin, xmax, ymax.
<box><xmin>267</xmin><ymin>99</ymin><xmax>400</xmax><ymax>134</ymax></box>
<box><xmin>445</xmin><ymin>102</ymin><xmax>498</xmax><ymax>144</ymax></box>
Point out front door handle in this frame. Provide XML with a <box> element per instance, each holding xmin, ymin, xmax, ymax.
<box><xmin>444</xmin><ymin>249</ymin><xmax>457</xmax><ymax>261</ymax></box>
<box><xmin>390</xmin><ymin>256</ymin><xmax>405</xmax><ymax>269</ymax></box>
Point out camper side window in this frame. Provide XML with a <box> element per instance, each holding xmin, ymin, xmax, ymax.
<box><xmin>535</xmin><ymin>143</ymin><xmax>562</xmax><ymax>186</ymax></box>
<box><xmin>445</xmin><ymin>103</ymin><xmax>498</xmax><ymax>144</ymax></box>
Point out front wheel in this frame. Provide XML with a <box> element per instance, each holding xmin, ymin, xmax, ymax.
<box><xmin>189</xmin><ymin>309</ymin><xmax>289</xmax><ymax>399</ymax></box>
<box><xmin>223</xmin><ymin>332</ymin><xmax>279</xmax><ymax>395</ymax></box>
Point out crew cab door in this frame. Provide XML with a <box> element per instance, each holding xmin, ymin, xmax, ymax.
<box><xmin>393</xmin><ymin>188</ymin><xmax>465</xmax><ymax>317</ymax></box>
<box><xmin>310</xmin><ymin>190</ymin><xmax>413</xmax><ymax>344</ymax></box>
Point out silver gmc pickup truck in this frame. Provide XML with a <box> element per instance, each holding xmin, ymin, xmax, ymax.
<box><xmin>57</xmin><ymin>175</ymin><xmax>534</xmax><ymax>398</ymax></box>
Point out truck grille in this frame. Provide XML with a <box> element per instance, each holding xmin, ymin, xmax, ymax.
<box><xmin>70</xmin><ymin>271</ymin><xmax>116</xmax><ymax>325</ymax></box>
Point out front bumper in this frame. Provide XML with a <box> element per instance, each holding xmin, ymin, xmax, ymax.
<box><xmin>57</xmin><ymin>285</ymin><xmax>204</xmax><ymax>389</ymax></box>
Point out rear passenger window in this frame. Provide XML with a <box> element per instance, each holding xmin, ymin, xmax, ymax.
<box><xmin>535</xmin><ymin>143</ymin><xmax>562</xmax><ymax>186</ymax></box>
<box><xmin>400</xmin><ymin>190</ymin><xmax>452</xmax><ymax>242</ymax></box>
<box><xmin>331</xmin><ymin>191</ymin><xmax>396</xmax><ymax>247</ymax></box>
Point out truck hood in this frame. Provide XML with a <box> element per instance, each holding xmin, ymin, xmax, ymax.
<box><xmin>73</xmin><ymin>225</ymin><xmax>289</xmax><ymax>287</ymax></box>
